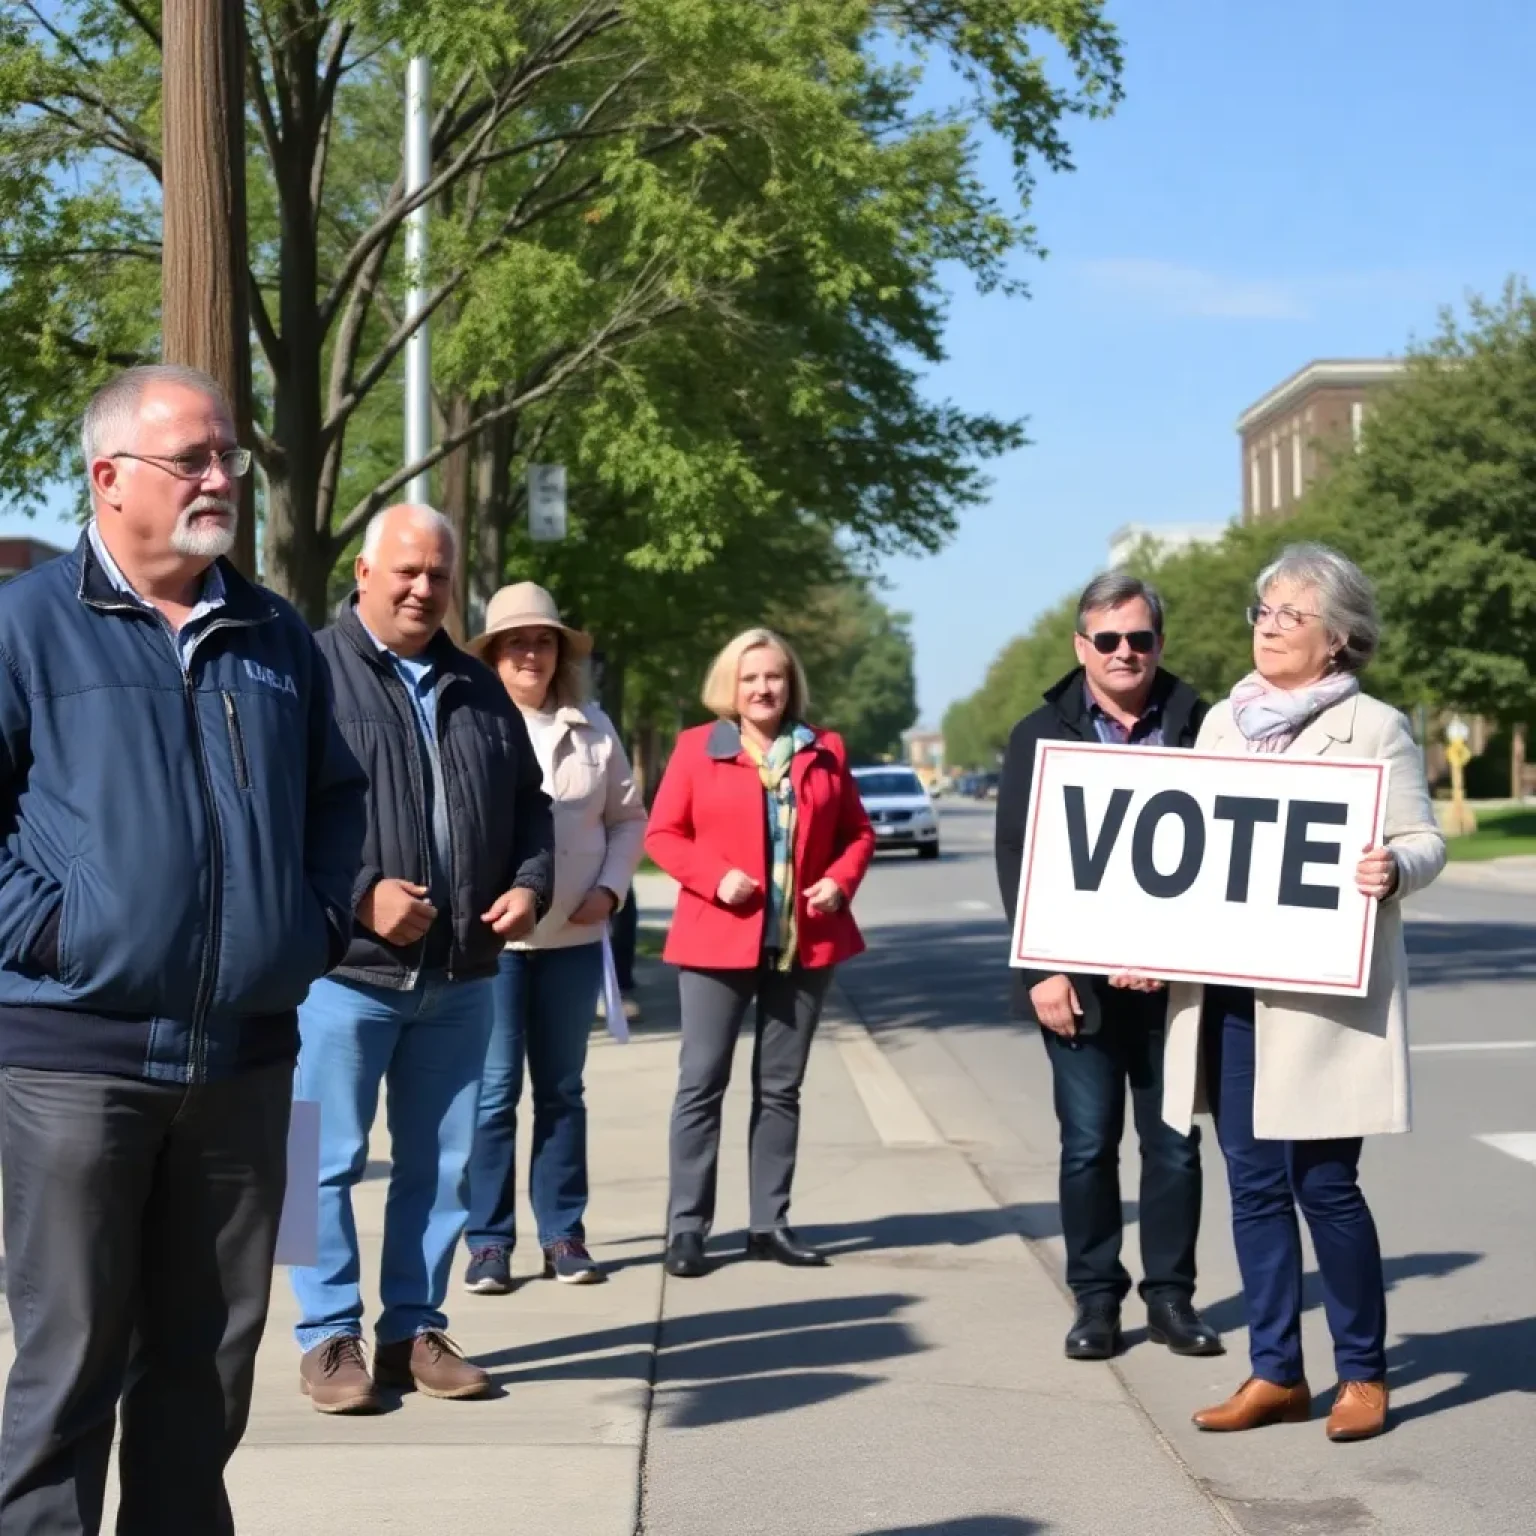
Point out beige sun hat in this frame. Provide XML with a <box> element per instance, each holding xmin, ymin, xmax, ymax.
<box><xmin>466</xmin><ymin>581</ymin><xmax>593</xmax><ymax>660</ymax></box>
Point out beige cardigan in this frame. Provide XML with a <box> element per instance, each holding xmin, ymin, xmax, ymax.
<box><xmin>512</xmin><ymin>702</ymin><xmax>647</xmax><ymax>951</ymax></box>
<box><xmin>1161</xmin><ymin>691</ymin><xmax>1445</xmax><ymax>1141</ymax></box>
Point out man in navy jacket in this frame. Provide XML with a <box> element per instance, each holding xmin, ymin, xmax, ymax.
<box><xmin>0</xmin><ymin>365</ymin><xmax>367</xmax><ymax>1534</ymax></box>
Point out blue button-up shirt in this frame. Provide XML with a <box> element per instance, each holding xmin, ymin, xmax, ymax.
<box><xmin>1087</xmin><ymin>692</ymin><xmax>1165</xmax><ymax>747</ymax></box>
<box><xmin>358</xmin><ymin>619</ymin><xmax>455</xmax><ymax>947</ymax></box>
<box><xmin>87</xmin><ymin>521</ymin><xmax>227</xmax><ymax>669</ymax></box>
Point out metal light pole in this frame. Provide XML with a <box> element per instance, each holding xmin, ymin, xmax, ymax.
<box><xmin>403</xmin><ymin>56</ymin><xmax>432</xmax><ymax>507</ymax></box>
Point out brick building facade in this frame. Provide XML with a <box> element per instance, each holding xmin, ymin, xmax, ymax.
<box><xmin>1238</xmin><ymin>359</ymin><xmax>1405</xmax><ymax>521</ymax></box>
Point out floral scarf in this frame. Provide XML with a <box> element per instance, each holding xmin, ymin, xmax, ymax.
<box><xmin>741</xmin><ymin>724</ymin><xmax>816</xmax><ymax>970</ymax></box>
<box><xmin>1229</xmin><ymin>670</ymin><xmax>1359</xmax><ymax>754</ymax></box>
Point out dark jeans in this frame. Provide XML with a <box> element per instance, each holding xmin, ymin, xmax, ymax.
<box><xmin>0</xmin><ymin>1062</ymin><xmax>291</xmax><ymax>1536</ymax></box>
<box><xmin>465</xmin><ymin>944</ymin><xmax>605</xmax><ymax>1252</ymax></box>
<box><xmin>1204</xmin><ymin>990</ymin><xmax>1387</xmax><ymax>1384</ymax></box>
<box><xmin>611</xmin><ymin>893</ymin><xmax>638</xmax><ymax>992</ymax></box>
<box><xmin>668</xmin><ymin>963</ymin><xmax>832</xmax><ymax>1236</ymax></box>
<box><xmin>1044</xmin><ymin>1007</ymin><xmax>1202</xmax><ymax>1304</ymax></box>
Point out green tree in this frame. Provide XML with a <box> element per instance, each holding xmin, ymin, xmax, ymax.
<box><xmin>1</xmin><ymin>0</ymin><xmax>1122</xmax><ymax>619</ymax></box>
<box><xmin>1322</xmin><ymin>281</ymin><xmax>1536</xmax><ymax>722</ymax></box>
<box><xmin>782</xmin><ymin>583</ymin><xmax>918</xmax><ymax>763</ymax></box>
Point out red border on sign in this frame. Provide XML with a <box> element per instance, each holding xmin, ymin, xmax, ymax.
<box><xmin>1012</xmin><ymin>743</ymin><xmax>1388</xmax><ymax>993</ymax></box>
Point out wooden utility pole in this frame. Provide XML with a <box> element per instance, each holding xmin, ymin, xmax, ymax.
<box><xmin>161</xmin><ymin>0</ymin><xmax>257</xmax><ymax>576</ymax></box>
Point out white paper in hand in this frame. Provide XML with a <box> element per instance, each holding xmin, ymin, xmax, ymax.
<box><xmin>601</xmin><ymin>927</ymin><xmax>629</xmax><ymax>1043</ymax></box>
<box><xmin>274</xmin><ymin>1098</ymin><xmax>321</xmax><ymax>1267</ymax></box>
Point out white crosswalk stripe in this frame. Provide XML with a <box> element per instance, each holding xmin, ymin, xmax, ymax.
<box><xmin>1475</xmin><ymin>1133</ymin><xmax>1536</xmax><ymax>1168</ymax></box>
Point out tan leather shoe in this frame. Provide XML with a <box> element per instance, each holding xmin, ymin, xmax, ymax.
<box><xmin>1193</xmin><ymin>1376</ymin><xmax>1311</xmax><ymax>1432</ymax></box>
<box><xmin>1326</xmin><ymin>1380</ymin><xmax>1388</xmax><ymax>1442</ymax></box>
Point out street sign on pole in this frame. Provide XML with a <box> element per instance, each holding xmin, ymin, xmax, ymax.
<box><xmin>528</xmin><ymin>464</ymin><xmax>568</xmax><ymax>541</ymax></box>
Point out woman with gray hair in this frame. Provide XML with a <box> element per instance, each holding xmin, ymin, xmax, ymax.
<box><xmin>1154</xmin><ymin>543</ymin><xmax>1445</xmax><ymax>1442</ymax></box>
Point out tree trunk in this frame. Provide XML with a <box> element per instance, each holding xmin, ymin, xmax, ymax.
<box><xmin>1513</xmin><ymin>722</ymin><xmax>1527</xmax><ymax>800</ymax></box>
<box><xmin>160</xmin><ymin>0</ymin><xmax>256</xmax><ymax>577</ymax></box>
<box><xmin>631</xmin><ymin>713</ymin><xmax>660</xmax><ymax>806</ymax></box>
<box><xmin>438</xmin><ymin>393</ymin><xmax>474</xmax><ymax>641</ymax></box>
<box><xmin>472</xmin><ymin>411</ymin><xmax>514</xmax><ymax>610</ymax></box>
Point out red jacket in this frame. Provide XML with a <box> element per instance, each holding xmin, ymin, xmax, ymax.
<box><xmin>646</xmin><ymin>720</ymin><xmax>875</xmax><ymax>971</ymax></box>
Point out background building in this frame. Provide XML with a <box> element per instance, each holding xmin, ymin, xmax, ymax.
<box><xmin>1238</xmin><ymin>358</ymin><xmax>1406</xmax><ymax>521</ymax></box>
<box><xmin>0</xmin><ymin>536</ymin><xmax>67</xmax><ymax>583</ymax></box>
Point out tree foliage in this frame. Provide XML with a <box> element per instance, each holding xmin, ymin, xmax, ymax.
<box><xmin>1</xmin><ymin>0</ymin><xmax>1122</xmax><ymax>623</ymax></box>
<box><xmin>1323</xmin><ymin>281</ymin><xmax>1536</xmax><ymax>723</ymax></box>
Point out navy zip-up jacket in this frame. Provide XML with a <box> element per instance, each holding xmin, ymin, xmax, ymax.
<box><xmin>0</xmin><ymin>532</ymin><xmax>368</xmax><ymax>1082</ymax></box>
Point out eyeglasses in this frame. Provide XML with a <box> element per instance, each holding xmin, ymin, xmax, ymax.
<box><xmin>1083</xmin><ymin>629</ymin><xmax>1157</xmax><ymax>655</ymax></box>
<box><xmin>111</xmin><ymin>448</ymin><xmax>253</xmax><ymax>481</ymax></box>
<box><xmin>1246</xmin><ymin>604</ymin><xmax>1320</xmax><ymax>632</ymax></box>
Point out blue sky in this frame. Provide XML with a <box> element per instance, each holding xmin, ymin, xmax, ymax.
<box><xmin>880</xmin><ymin>0</ymin><xmax>1536</xmax><ymax>723</ymax></box>
<box><xmin>6</xmin><ymin>1</ymin><xmax>1534</xmax><ymax>727</ymax></box>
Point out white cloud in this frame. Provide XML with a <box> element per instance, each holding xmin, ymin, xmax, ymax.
<box><xmin>1080</xmin><ymin>258</ymin><xmax>1313</xmax><ymax>321</ymax></box>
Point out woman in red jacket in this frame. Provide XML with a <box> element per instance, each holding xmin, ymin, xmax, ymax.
<box><xmin>646</xmin><ymin>627</ymin><xmax>875</xmax><ymax>1278</ymax></box>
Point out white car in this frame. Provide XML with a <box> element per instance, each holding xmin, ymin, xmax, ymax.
<box><xmin>852</xmin><ymin>766</ymin><xmax>940</xmax><ymax>860</ymax></box>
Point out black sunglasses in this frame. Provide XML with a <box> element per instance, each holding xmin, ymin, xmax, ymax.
<box><xmin>1083</xmin><ymin>629</ymin><xmax>1157</xmax><ymax>656</ymax></box>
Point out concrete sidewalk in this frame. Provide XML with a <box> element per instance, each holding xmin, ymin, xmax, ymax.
<box><xmin>0</xmin><ymin>899</ymin><xmax>1232</xmax><ymax>1535</ymax></box>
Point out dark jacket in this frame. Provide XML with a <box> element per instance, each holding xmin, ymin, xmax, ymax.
<box><xmin>0</xmin><ymin>533</ymin><xmax>368</xmax><ymax>1081</ymax></box>
<box><xmin>994</xmin><ymin>667</ymin><xmax>1208</xmax><ymax>1031</ymax></box>
<box><xmin>316</xmin><ymin>599</ymin><xmax>554</xmax><ymax>988</ymax></box>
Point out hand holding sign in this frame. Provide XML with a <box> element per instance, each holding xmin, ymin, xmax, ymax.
<box><xmin>1355</xmin><ymin>843</ymin><xmax>1399</xmax><ymax>901</ymax></box>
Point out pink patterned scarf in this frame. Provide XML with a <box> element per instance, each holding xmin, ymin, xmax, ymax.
<box><xmin>1228</xmin><ymin>670</ymin><xmax>1359</xmax><ymax>754</ymax></box>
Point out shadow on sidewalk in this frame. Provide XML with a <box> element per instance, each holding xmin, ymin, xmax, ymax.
<box><xmin>476</xmin><ymin>1291</ymin><xmax>924</xmax><ymax>1428</ymax></box>
<box><xmin>857</xmin><ymin>1522</ymin><xmax>1046</xmax><ymax>1535</ymax></box>
<box><xmin>1386</xmin><ymin>1311</ymin><xmax>1536</xmax><ymax>1423</ymax></box>
<box><xmin>789</xmin><ymin>1202</ymin><xmax>1069</xmax><ymax>1253</ymax></box>
<box><xmin>1184</xmin><ymin>1250</ymin><xmax>1482</xmax><ymax>1346</ymax></box>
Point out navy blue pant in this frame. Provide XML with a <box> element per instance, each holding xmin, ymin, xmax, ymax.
<box><xmin>1204</xmin><ymin>990</ymin><xmax>1387</xmax><ymax>1384</ymax></box>
<box><xmin>465</xmin><ymin>945</ymin><xmax>604</xmax><ymax>1252</ymax></box>
<box><xmin>1044</xmin><ymin>1007</ymin><xmax>1202</xmax><ymax>1304</ymax></box>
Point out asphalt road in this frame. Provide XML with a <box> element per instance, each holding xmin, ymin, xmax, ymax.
<box><xmin>835</xmin><ymin>800</ymin><xmax>1536</xmax><ymax>1536</ymax></box>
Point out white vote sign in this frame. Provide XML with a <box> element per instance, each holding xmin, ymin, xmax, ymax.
<box><xmin>1009</xmin><ymin>741</ymin><xmax>1389</xmax><ymax>997</ymax></box>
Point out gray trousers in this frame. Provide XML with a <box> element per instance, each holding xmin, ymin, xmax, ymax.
<box><xmin>667</xmin><ymin>963</ymin><xmax>832</xmax><ymax>1236</ymax></box>
<box><xmin>0</xmin><ymin>1063</ymin><xmax>291</xmax><ymax>1536</ymax></box>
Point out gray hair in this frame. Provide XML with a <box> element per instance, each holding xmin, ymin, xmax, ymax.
<box><xmin>1257</xmin><ymin>542</ymin><xmax>1379</xmax><ymax>673</ymax></box>
<box><xmin>81</xmin><ymin>364</ymin><xmax>230</xmax><ymax>469</ymax></box>
<box><xmin>1075</xmin><ymin>571</ymin><xmax>1165</xmax><ymax>635</ymax></box>
<box><xmin>360</xmin><ymin>503</ymin><xmax>457</xmax><ymax>563</ymax></box>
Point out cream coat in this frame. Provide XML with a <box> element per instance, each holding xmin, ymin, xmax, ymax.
<box><xmin>1162</xmin><ymin>691</ymin><xmax>1445</xmax><ymax>1141</ymax></box>
<box><xmin>512</xmin><ymin>702</ymin><xmax>647</xmax><ymax>951</ymax></box>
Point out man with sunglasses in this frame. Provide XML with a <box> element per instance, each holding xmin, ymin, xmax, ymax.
<box><xmin>0</xmin><ymin>365</ymin><xmax>367</xmax><ymax>1532</ymax></box>
<box><xmin>996</xmin><ymin>572</ymin><xmax>1221</xmax><ymax>1364</ymax></box>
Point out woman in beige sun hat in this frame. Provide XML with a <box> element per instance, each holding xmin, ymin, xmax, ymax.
<box><xmin>460</xmin><ymin>583</ymin><xmax>647</xmax><ymax>1293</ymax></box>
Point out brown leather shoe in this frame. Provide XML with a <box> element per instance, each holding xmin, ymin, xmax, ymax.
<box><xmin>1326</xmin><ymin>1380</ymin><xmax>1388</xmax><ymax>1442</ymax></box>
<box><xmin>300</xmin><ymin>1335</ymin><xmax>380</xmax><ymax>1414</ymax></box>
<box><xmin>1193</xmin><ymin>1376</ymin><xmax>1311</xmax><ymax>1432</ymax></box>
<box><xmin>374</xmin><ymin>1330</ymin><xmax>491</xmax><ymax>1400</ymax></box>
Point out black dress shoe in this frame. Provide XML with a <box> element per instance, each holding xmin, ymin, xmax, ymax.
<box><xmin>1147</xmin><ymin>1296</ymin><xmax>1225</xmax><ymax>1357</ymax></box>
<box><xmin>664</xmin><ymin>1233</ymin><xmax>708</xmax><ymax>1278</ymax></box>
<box><xmin>1065</xmin><ymin>1298</ymin><xmax>1122</xmax><ymax>1360</ymax></box>
<box><xmin>745</xmin><ymin>1227</ymin><xmax>828</xmax><ymax>1267</ymax></box>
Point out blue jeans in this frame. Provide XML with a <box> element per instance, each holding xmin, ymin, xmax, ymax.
<box><xmin>1204</xmin><ymin>989</ymin><xmax>1387</xmax><ymax>1384</ymax></box>
<box><xmin>1044</xmin><ymin>1009</ymin><xmax>1202</xmax><ymax>1303</ymax></box>
<box><xmin>289</xmin><ymin>973</ymin><xmax>493</xmax><ymax>1351</ymax></box>
<box><xmin>464</xmin><ymin>944</ymin><xmax>603</xmax><ymax>1253</ymax></box>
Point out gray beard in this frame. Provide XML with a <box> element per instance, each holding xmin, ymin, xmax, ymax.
<box><xmin>171</xmin><ymin>504</ymin><xmax>238</xmax><ymax>560</ymax></box>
